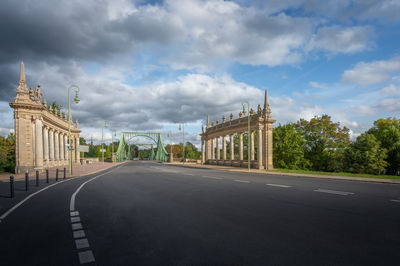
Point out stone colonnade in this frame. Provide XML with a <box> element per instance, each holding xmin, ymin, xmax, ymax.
<box><xmin>10</xmin><ymin>62</ymin><xmax>81</xmax><ymax>173</ymax></box>
<box><xmin>200</xmin><ymin>90</ymin><xmax>274</xmax><ymax>170</ymax></box>
<box><xmin>35</xmin><ymin>122</ymin><xmax>81</xmax><ymax>168</ymax></box>
<box><xmin>200</xmin><ymin>126</ymin><xmax>272</xmax><ymax>169</ymax></box>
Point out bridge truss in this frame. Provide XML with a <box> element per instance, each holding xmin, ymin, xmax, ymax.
<box><xmin>116</xmin><ymin>132</ymin><xmax>169</xmax><ymax>162</ymax></box>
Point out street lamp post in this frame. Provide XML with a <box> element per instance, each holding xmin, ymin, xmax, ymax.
<box><xmin>179</xmin><ymin>123</ymin><xmax>185</xmax><ymax>164</ymax></box>
<box><xmin>242</xmin><ymin>102</ymin><xmax>250</xmax><ymax>172</ymax></box>
<box><xmin>102</xmin><ymin>121</ymin><xmax>108</xmax><ymax>164</ymax></box>
<box><xmin>111</xmin><ymin>130</ymin><xmax>116</xmax><ymax>162</ymax></box>
<box><xmin>167</xmin><ymin>132</ymin><xmax>174</xmax><ymax>162</ymax></box>
<box><xmin>68</xmin><ymin>85</ymin><xmax>80</xmax><ymax>177</ymax></box>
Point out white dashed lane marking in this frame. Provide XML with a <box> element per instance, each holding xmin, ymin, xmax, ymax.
<box><xmin>266</xmin><ymin>183</ymin><xmax>291</xmax><ymax>188</ymax></box>
<box><xmin>314</xmin><ymin>188</ymin><xmax>354</xmax><ymax>196</ymax></box>
<box><xmin>73</xmin><ymin>230</ymin><xmax>86</xmax><ymax>239</ymax></box>
<box><xmin>71</xmin><ymin>217</ymin><xmax>81</xmax><ymax>223</ymax></box>
<box><xmin>202</xmin><ymin>176</ymin><xmax>223</xmax><ymax>180</ymax></box>
<box><xmin>72</xmin><ymin>223</ymin><xmax>83</xmax><ymax>230</ymax></box>
<box><xmin>78</xmin><ymin>250</ymin><xmax>95</xmax><ymax>264</ymax></box>
<box><xmin>183</xmin><ymin>173</ymin><xmax>194</xmax><ymax>176</ymax></box>
<box><xmin>70</xmin><ymin>211</ymin><xmax>79</xmax><ymax>217</ymax></box>
<box><xmin>234</xmin><ymin>180</ymin><xmax>250</xmax><ymax>183</ymax></box>
<box><xmin>75</xmin><ymin>238</ymin><xmax>90</xmax><ymax>249</ymax></box>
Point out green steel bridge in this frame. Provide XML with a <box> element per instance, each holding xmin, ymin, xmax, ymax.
<box><xmin>116</xmin><ymin>132</ymin><xmax>169</xmax><ymax>162</ymax></box>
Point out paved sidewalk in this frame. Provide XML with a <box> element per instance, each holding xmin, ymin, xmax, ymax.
<box><xmin>164</xmin><ymin>162</ymin><xmax>400</xmax><ymax>184</ymax></box>
<box><xmin>0</xmin><ymin>162</ymin><xmax>125</xmax><ymax>182</ymax></box>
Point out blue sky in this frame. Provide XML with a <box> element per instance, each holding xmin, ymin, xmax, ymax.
<box><xmin>0</xmin><ymin>0</ymin><xmax>399</xmax><ymax>146</ymax></box>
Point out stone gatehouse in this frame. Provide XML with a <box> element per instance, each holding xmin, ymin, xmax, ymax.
<box><xmin>9</xmin><ymin>62</ymin><xmax>81</xmax><ymax>173</ymax></box>
<box><xmin>200</xmin><ymin>90</ymin><xmax>274</xmax><ymax>169</ymax></box>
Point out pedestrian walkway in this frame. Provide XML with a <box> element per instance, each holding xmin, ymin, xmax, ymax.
<box><xmin>164</xmin><ymin>162</ymin><xmax>400</xmax><ymax>184</ymax></box>
<box><xmin>0</xmin><ymin>162</ymin><xmax>124</xmax><ymax>182</ymax></box>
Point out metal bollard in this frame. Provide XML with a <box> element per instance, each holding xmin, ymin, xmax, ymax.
<box><xmin>56</xmin><ymin>169</ymin><xmax>59</xmax><ymax>181</ymax></box>
<box><xmin>10</xmin><ymin>176</ymin><xmax>14</xmax><ymax>198</ymax></box>
<box><xmin>36</xmin><ymin>170</ymin><xmax>39</xmax><ymax>187</ymax></box>
<box><xmin>46</xmin><ymin>169</ymin><xmax>49</xmax><ymax>183</ymax></box>
<box><xmin>25</xmin><ymin>172</ymin><xmax>29</xmax><ymax>191</ymax></box>
<box><xmin>63</xmin><ymin>168</ymin><xmax>66</xmax><ymax>179</ymax></box>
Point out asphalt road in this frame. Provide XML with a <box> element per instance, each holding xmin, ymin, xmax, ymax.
<box><xmin>1</xmin><ymin>161</ymin><xmax>399</xmax><ymax>265</ymax></box>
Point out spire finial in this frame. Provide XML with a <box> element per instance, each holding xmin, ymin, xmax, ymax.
<box><xmin>206</xmin><ymin>115</ymin><xmax>210</xmax><ymax>128</ymax></box>
<box><xmin>264</xmin><ymin>89</ymin><xmax>268</xmax><ymax>110</ymax></box>
<box><xmin>20</xmin><ymin>61</ymin><xmax>26</xmax><ymax>83</ymax></box>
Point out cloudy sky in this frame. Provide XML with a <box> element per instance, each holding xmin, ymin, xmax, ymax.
<box><xmin>1</xmin><ymin>0</ymin><xmax>399</xmax><ymax>146</ymax></box>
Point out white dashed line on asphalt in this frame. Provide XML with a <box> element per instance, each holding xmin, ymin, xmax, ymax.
<box><xmin>234</xmin><ymin>179</ymin><xmax>250</xmax><ymax>183</ymax></box>
<box><xmin>75</xmin><ymin>238</ymin><xmax>90</xmax><ymax>249</ymax></box>
<box><xmin>183</xmin><ymin>173</ymin><xmax>194</xmax><ymax>176</ymax></box>
<box><xmin>314</xmin><ymin>188</ymin><xmax>354</xmax><ymax>196</ymax></box>
<box><xmin>72</xmin><ymin>223</ymin><xmax>83</xmax><ymax>230</ymax></box>
<box><xmin>202</xmin><ymin>176</ymin><xmax>223</xmax><ymax>180</ymax></box>
<box><xmin>70</xmin><ymin>211</ymin><xmax>79</xmax><ymax>217</ymax></box>
<box><xmin>78</xmin><ymin>250</ymin><xmax>95</xmax><ymax>264</ymax></box>
<box><xmin>266</xmin><ymin>183</ymin><xmax>291</xmax><ymax>188</ymax></box>
<box><xmin>391</xmin><ymin>199</ymin><xmax>400</xmax><ymax>203</ymax></box>
<box><xmin>73</xmin><ymin>230</ymin><xmax>86</xmax><ymax>239</ymax></box>
<box><xmin>71</xmin><ymin>217</ymin><xmax>81</xmax><ymax>223</ymax></box>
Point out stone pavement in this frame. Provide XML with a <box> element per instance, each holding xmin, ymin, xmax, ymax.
<box><xmin>0</xmin><ymin>162</ymin><xmax>124</xmax><ymax>182</ymax></box>
<box><xmin>164</xmin><ymin>162</ymin><xmax>400</xmax><ymax>184</ymax></box>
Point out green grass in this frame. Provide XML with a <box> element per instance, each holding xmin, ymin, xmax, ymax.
<box><xmin>268</xmin><ymin>168</ymin><xmax>400</xmax><ymax>179</ymax></box>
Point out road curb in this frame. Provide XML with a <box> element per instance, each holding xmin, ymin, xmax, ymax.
<box><xmin>163</xmin><ymin>162</ymin><xmax>400</xmax><ymax>184</ymax></box>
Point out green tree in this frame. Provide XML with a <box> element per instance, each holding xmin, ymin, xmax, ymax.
<box><xmin>344</xmin><ymin>133</ymin><xmax>387</xmax><ymax>174</ymax></box>
<box><xmin>367</xmin><ymin>118</ymin><xmax>400</xmax><ymax>175</ymax></box>
<box><xmin>295</xmin><ymin>115</ymin><xmax>350</xmax><ymax>172</ymax></box>
<box><xmin>0</xmin><ymin>133</ymin><xmax>15</xmax><ymax>173</ymax></box>
<box><xmin>273</xmin><ymin>123</ymin><xmax>310</xmax><ymax>169</ymax></box>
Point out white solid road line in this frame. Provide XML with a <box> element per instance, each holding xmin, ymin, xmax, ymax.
<box><xmin>266</xmin><ymin>183</ymin><xmax>291</xmax><ymax>188</ymax></box>
<box><xmin>69</xmin><ymin>165</ymin><xmax>122</xmax><ymax>211</ymax></box>
<box><xmin>0</xmin><ymin>178</ymin><xmax>72</xmax><ymax>222</ymax></box>
<box><xmin>234</xmin><ymin>179</ymin><xmax>250</xmax><ymax>183</ymax></box>
<box><xmin>391</xmin><ymin>199</ymin><xmax>400</xmax><ymax>203</ymax></box>
<box><xmin>314</xmin><ymin>188</ymin><xmax>354</xmax><ymax>196</ymax></box>
<box><xmin>202</xmin><ymin>176</ymin><xmax>223</xmax><ymax>180</ymax></box>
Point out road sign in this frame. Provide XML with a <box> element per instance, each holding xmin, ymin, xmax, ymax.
<box><xmin>79</xmin><ymin>145</ymin><xmax>89</xmax><ymax>152</ymax></box>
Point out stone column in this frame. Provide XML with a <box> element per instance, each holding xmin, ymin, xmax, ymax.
<box><xmin>230</xmin><ymin>134</ymin><xmax>234</xmax><ymax>164</ymax></box>
<box><xmin>239</xmin><ymin>132</ymin><xmax>243</xmax><ymax>161</ymax></box>
<box><xmin>266</xmin><ymin>123</ymin><xmax>273</xmax><ymax>169</ymax></box>
<box><xmin>206</xmin><ymin>138</ymin><xmax>211</xmax><ymax>161</ymax></box>
<box><xmin>32</xmin><ymin>122</ymin><xmax>36</xmax><ymax>165</ymax></box>
<box><xmin>201</xmin><ymin>139</ymin><xmax>205</xmax><ymax>164</ymax></box>
<box><xmin>257</xmin><ymin>127</ymin><xmax>263</xmax><ymax>169</ymax></box>
<box><xmin>216</xmin><ymin>136</ymin><xmax>220</xmax><ymax>161</ymax></box>
<box><xmin>250</xmin><ymin>130</ymin><xmax>255</xmax><ymax>161</ymax></box>
<box><xmin>54</xmin><ymin>131</ymin><xmax>59</xmax><ymax>165</ymax></box>
<box><xmin>49</xmin><ymin>129</ymin><xmax>54</xmax><ymax>166</ymax></box>
<box><xmin>222</xmin><ymin>135</ymin><xmax>226</xmax><ymax>160</ymax></box>
<box><xmin>75</xmin><ymin>136</ymin><xmax>80</xmax><ymax>163</ymax></box>
<box><xmin>35</xmin><ymin>119</ymin><xmax>43</xmax><ymax>168</ymax></box>
<box><xmin>211</xmin><ymin>137</ymin><xmax>215</xmax><ymax>160</ymax></box>
<box><xmin>59</xmin><ymin>133</ymin><xmax>64</xmax><ymax>165</ymax></box>
<box><xmin>43</xmin><ymin>126</ymin><xmax>49</xmax><ymax>167</ymax></box>
<box><xmin>64</xmin><ymin>135</ymin><xmax>68</xmax><ymax>163</ymax></box>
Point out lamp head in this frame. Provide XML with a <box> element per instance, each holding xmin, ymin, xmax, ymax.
<box><xmin>74</xmin><ymin>92</ymin><xmax>80</xmax><ymax>104</ymax></box>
